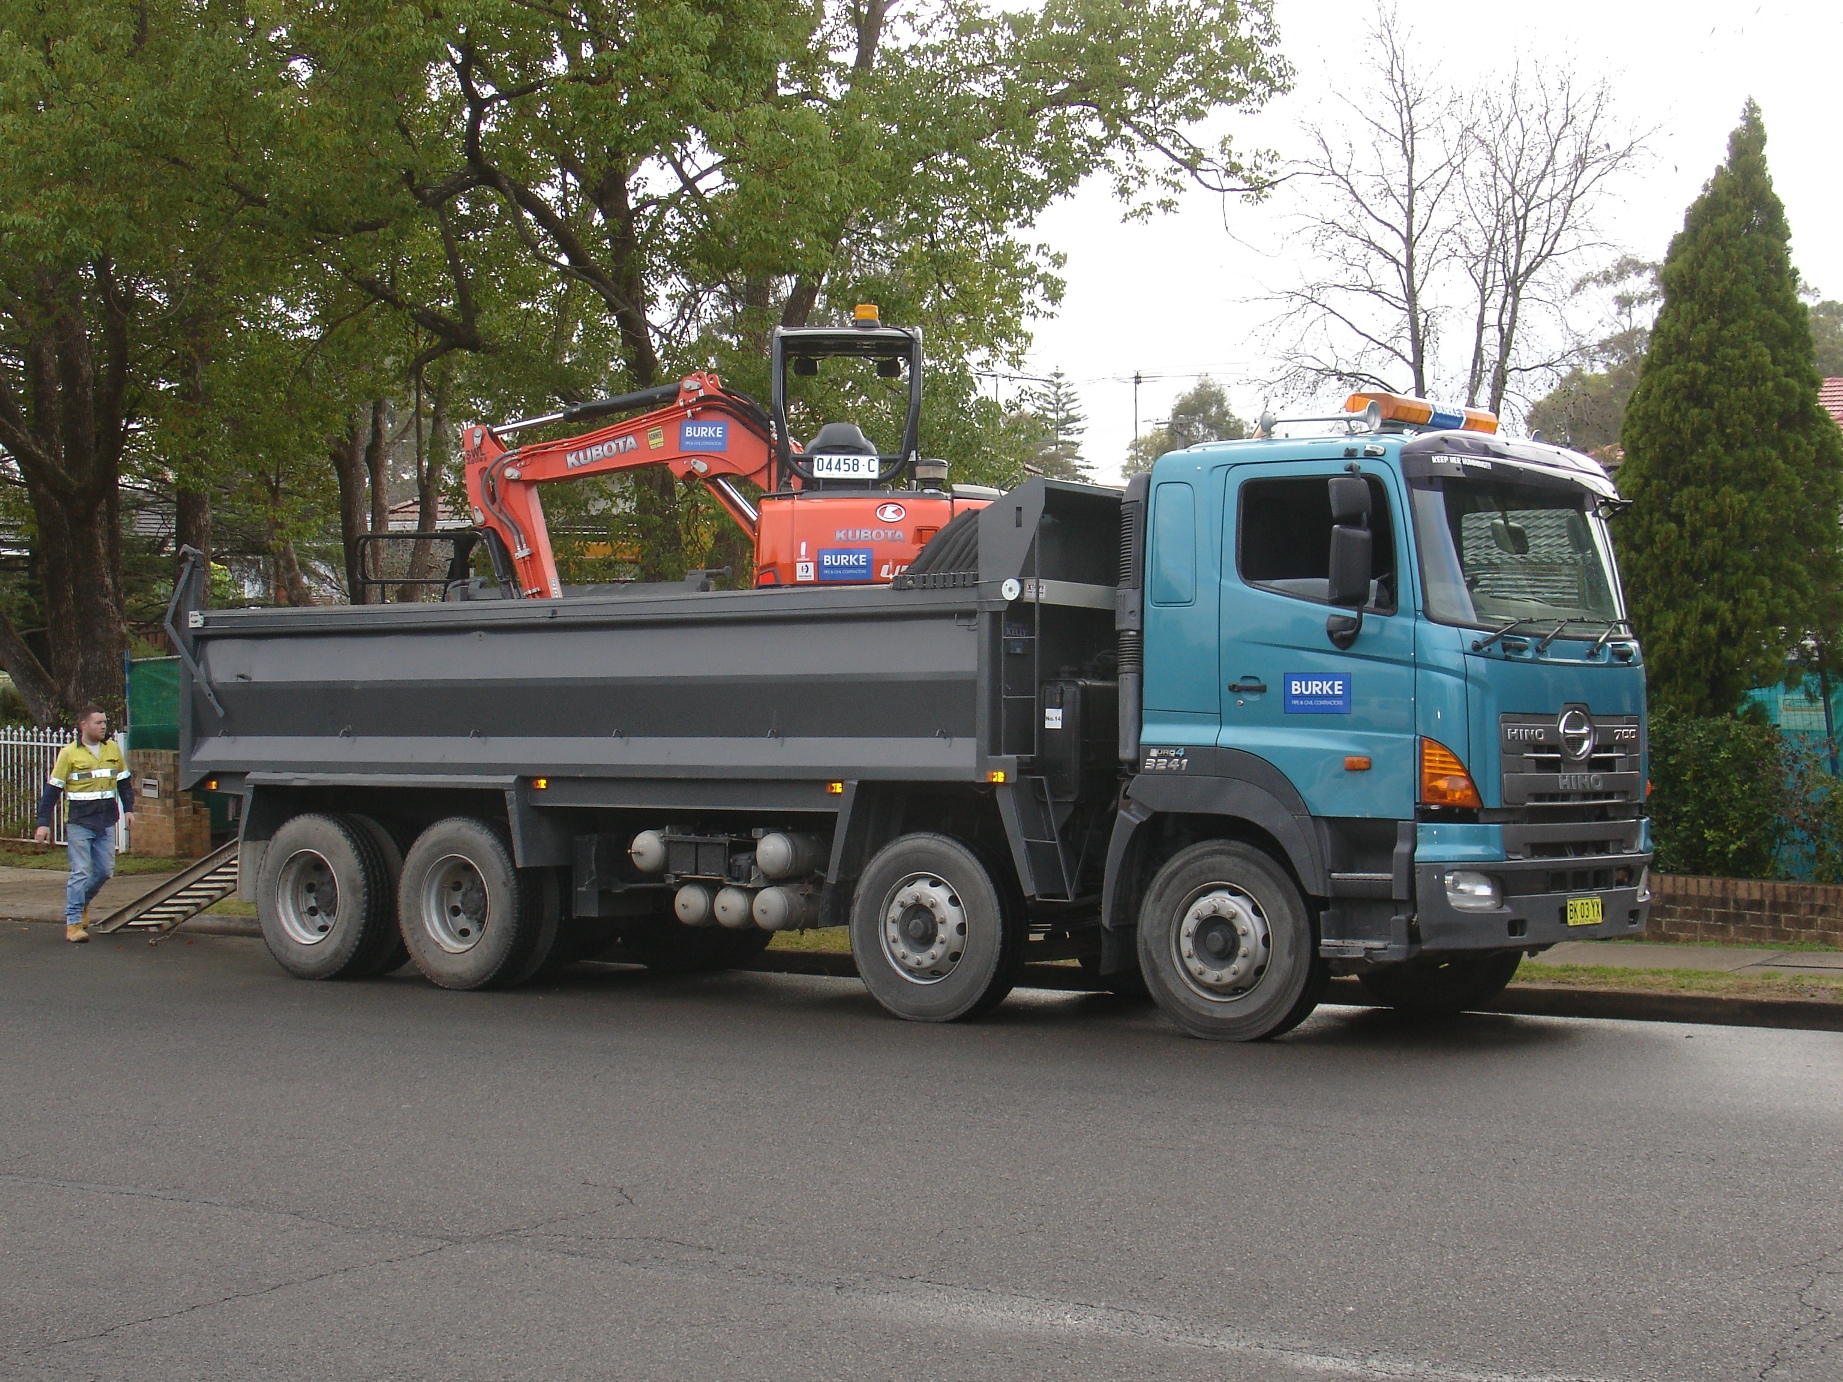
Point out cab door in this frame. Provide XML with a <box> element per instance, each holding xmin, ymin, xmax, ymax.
<box><xmin>1218</xmin><ymin>462</ymin><xmax>1417</xmax><ymax>819</ymax></box>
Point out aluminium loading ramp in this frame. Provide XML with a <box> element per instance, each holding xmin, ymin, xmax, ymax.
<box><xmin>91</xmin><ymin>840</ymin><xmax>240</xmax><ymax>942</ymax></box>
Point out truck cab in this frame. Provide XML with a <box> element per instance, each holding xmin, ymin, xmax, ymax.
<box><xmin>1113</xmin><ymin>400</ymin><xmax>1650</xmax><ymax>1027</ymax></box>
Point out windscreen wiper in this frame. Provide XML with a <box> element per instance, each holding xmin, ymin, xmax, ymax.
<box><xmin>1587</xmin><ymin>619</ymin><xmax>1632</xmax><ymax>656</ymax></box>
<box><xmin>1471</xmin><ymin>618</ymin><xmax>1537</xmax><ymax>652</ymax></box>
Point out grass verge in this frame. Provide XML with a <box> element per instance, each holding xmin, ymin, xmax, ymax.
<box><xmin>1517</xmin><ymin>962</ymin><xmax>1843</xmax><ymax>1003</ymax></box>
<box><xmin>0</xmin><ymin>846</ymin><xmax>190</xmax><ymax>876</ymax></box>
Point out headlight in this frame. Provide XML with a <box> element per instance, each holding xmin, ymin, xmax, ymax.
<box><xmin>1443</xmin><ymin>870</ymin><xmax>1503</xmax><ymax>911</ymax></box>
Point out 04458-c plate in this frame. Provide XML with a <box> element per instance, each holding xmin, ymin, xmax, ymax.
<box><xmin>1565</xmin><ymin>896</ymin><xmax>1604</xmax><ymax>927</ymax></box>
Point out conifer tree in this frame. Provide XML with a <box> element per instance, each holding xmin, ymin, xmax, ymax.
<box><xmin>1618</xmin><ymin>102</ymin><xmax>1843</xmax><ymax>716</ymax></box>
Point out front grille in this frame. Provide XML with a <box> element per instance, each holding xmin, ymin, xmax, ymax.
<box><xmin>1499</xmin><ymin>711</ymin><xmax>1643</xmax><ymax>858</ymax></box>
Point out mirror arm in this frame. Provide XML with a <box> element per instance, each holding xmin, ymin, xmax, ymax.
<box><xmin>1326</xmin><ymin>611</ymin><xmax>1363</xmax><ymax>650</ymax></box>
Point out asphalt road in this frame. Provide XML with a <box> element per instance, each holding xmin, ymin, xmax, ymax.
<box><xmin>3</xmin><ymin>923</ymin><xmax>1839</xmax><ymax>1382</ymax></box>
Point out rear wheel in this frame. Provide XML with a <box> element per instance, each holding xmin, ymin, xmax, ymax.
<box><xmin>1358</xmin><ymin>951</ymin><xmax>1522</xmax><ymax>1016</ymax></box>
<box><xmin>850</xmin><ymin>833</ymin><xmax>1023</xmax><ymax>1022</ymax></box>
<box><xmin>257</xmin><ymin>813</ymin><xmax>398</xmax><ymax>980</ymax></box>
<box><xmin>344</xmin><ymin>814</ymin><xmax>409</xmax><ymax>976</ymax></box>
<box><xmin>1136</xmin><ymin>841</ymin><xmax>1326</xmax><ymax>1040</ymax></box>
<box><xmin>397</xmin><ymin>817</ymin><xmax>543</xmax><ymax>990</ymax></box>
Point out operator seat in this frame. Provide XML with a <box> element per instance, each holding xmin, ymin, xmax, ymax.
<box><xmin>806</xmin><ymin>421</ymin><xmax>879</xmax><ymax>455</ymax></box>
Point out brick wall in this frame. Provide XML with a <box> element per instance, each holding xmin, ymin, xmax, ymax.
<box><xmin>126</xmin><ymin>750</ymin><xmax>211</xmax><ymax>859</ymax></box>
<box><xmin>1648</xmin><ymin>874</ymin><xmax>1843</xmax><ymax>948</ymax></box>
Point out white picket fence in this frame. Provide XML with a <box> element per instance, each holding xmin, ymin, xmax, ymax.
<box><xmin>0</xmin><ymin>725</ymin><xmax>128</xmax><ymax>849</ymax></box>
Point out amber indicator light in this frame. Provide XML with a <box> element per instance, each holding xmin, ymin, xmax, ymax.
<box><xmin>1344</xmin><ymin>756</ymin><xmax>1371</xmax><ymax>772</ymax></box>
<box><xmin>1420</xmin><ymin>738</ymin><xmax>1482</xmax><ymax>808</ymax></box>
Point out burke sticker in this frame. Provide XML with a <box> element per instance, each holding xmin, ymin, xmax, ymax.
<box><xmin>819</xmin><ymin>548</ymin><xmax>872</xmax><ymax>581</ymax></box>
<box><xmin>681</xmin><ymin>420</ymin><xmax>729</xmax><ymax>452</ymax></box>
<box><xmin>1283</xmin><ymin>673</ymin><xmax>1352</xmax><ymax>714</ymax></box>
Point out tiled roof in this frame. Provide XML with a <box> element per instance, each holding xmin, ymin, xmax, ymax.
<box><xmin>1822</xmin><ymin>377</ymin><xmax>1843</xmax><ymax>428</ymax></box>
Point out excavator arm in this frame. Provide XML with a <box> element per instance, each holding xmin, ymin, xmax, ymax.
<box><xmin>462</xmin><ymin>373</ymin><xmax>779</xmax><ymax>598</ymax></box>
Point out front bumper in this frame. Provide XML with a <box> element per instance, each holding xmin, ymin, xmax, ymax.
<box><xmin>1412</xmin><ymin>856</ymin><xmax>1652</xmax><ymax>953</ymax></box>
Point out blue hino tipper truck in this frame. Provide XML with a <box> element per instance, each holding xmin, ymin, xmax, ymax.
<box><xmin>171</xmin><ymin>391</ymin><xmax>1650</xmax><ymax>1040</ymax></box>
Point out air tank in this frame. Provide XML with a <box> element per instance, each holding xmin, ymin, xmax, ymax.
<box><xmin>674</xmin><ymin>882</ymin><xmax>715</xmax><ymax>926</ymax></box>
<box><xmin>713</xmin><ymin>886</ymin><xmax>758</xmax><ymax>929</ymax></box>
<box><xmin>752</xmin><ymin>885</ymin><xmax>821</xmax><ymax>931</ymax></box>
<box><xmin>756</xmin><ymin>831</ymin><xmax>827</xmax><ymax>880</ymax></box>
<box><xmin>630</xmin><ymin>829</ymin><xmax>668</xmax><ymax>874</ymax></box>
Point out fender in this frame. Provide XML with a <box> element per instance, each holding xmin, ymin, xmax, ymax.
<box><xmin>1101</xmin><ymin>748</ymin><xmax>1329</xmax><ymax>931</ymax></box>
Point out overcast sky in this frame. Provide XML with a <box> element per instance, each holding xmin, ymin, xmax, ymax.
<box><xmin>1018</xmin><ymin>0</ymin><xmax>1843</xmax><ymax>484</ymax></box>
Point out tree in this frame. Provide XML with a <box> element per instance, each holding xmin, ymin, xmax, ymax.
<box><xmin>1268</xmin><ymin>8</ymin><xmax>1459</xmax><ymax>399</ymax></box>
<box><xmin>1125</xmin><ymin>376</ymin><xmax>1246</xmax><ymax>475</ymax></box>
<box><xmin>1525</xmin><ymin>258</ymin><xmax>1659</xmax><ymax>453</ymax></box>
<box><xmin>1617</xmin><ymin>103</ymin><xmax>1843</xmax><ymax>717</ymax></box>
<box><xmin>1020</xmin><ymin>370</ymin><xmax>1088</xmax><ymax>479</ymax></box>
<box><xmin>0</xmin><ymin>2</ymin><xmax>289</xmax><ymax>720</ymax></box>
<box><xmin>1269</xmin><ymin>4</ymin><xmax>1641</xmax><ymax>415</ymax></box>
<box><xmin>280</xmin><ymin>0</ymin><xmax>1289</xmax><ymax>577</ymax></box>
<box><xmin>1813</xmin><ymin>300</ymin><xmax>1843</xmax><ymax>379</ymax></box>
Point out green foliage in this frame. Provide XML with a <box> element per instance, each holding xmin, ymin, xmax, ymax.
<box><xmin>1813</xmin><ymin>300</ymin><xmax>1843</xmax><ymax>379</ymax></box>
<box><xmin>1124</xmin><ymin>375</ymin><xmax>1245</xmax><ymax>475</ymax></box>
<box><xmin>1650</xmin><ymin>712</ymin><xmax>1843</xmax><ymax>883</ymax></box>
<box><xmin>1015</xmin><ymin>370</ymin><xmax>1088</xmax><ymax>480</ymax></box>
<box><xmin>1617</xmin><ymin>104</ymin><xmax>1843</xmax><ymax>716</ymax></box>
<box><xmin>1527</xmin><ymin>259</ymin><xmax>1659</xmax><ymax>455</ymax></box>
<box><xmin>1647</xmin><ymin>713</ymin><xmax>1786</xmax><ymax>878</ymax></box>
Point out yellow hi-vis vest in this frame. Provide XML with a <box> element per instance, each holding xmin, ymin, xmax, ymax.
<box><xmin>49</xmin><ymin>738</ymin><xmax>130</xmax><ymax>803</ymax></box>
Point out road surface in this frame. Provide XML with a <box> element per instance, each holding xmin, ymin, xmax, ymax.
<box><xmin>2</xmin><ymin>923</ymin><xmax>1838</xmax><ymax>1380</ymax></box>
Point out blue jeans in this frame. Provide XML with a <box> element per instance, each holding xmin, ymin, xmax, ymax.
<box><xmin>66</xmin><ymin>819</ymin><xmax>116</xmax><ymax>926</ymax></box>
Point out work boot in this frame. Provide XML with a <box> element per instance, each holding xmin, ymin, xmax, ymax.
<box><xmin>66</xmin><ymin>922</ymin><xmax>89</xmax><ymax>944</ymax></box>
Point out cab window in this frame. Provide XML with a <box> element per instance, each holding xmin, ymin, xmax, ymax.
<box><xmin>1237</xmin><ymin>475</ymin><xmax>1396</xmax><ymax>613</ymax></box>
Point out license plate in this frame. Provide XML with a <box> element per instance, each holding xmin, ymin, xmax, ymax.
<box><xmin>1565</xmin><ymin>896</ymin><xmax>1603</xmax><ymax>927</ymax></box>
<box><xmin>808</xmin><ymin>454</ymin><xmax>881</xmax><ymax>479</ymax></box>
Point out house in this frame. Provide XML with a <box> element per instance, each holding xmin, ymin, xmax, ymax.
<box><xmin>1821</xmin><ymin>378</ymin><xmax>1843</xmax><ymax>429</ymax></box>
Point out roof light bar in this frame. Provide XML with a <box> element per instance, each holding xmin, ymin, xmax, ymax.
<box><xmin>1345</xmin><ymin>392</ymin><xmax>1498</xmax><ymax>435</ymax></box>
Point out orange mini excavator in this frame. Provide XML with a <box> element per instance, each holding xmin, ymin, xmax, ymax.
<box><xmin>462</xmin><ymin>306</ymin><xmax>990</xmax><ymax>597</ymax></box>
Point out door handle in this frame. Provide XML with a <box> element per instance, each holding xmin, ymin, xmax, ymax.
<box><xmin>1228</xmin><ymin>678</ymin><xmax>1267</xmax><ymax>694</ymax></box>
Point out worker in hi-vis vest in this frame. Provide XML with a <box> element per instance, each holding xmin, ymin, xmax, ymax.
<box><xmin>34</xmin><ymin>705</ymin><xmax>136</xmax><ymax>944</ymax></box>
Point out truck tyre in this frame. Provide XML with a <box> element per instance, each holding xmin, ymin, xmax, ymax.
<box><xmin>1357</xmin><ymin>951</ymin><xmax>1522</xmax><ymax>1016</ymax></box>
<box><xmin>344</xmin><ymin>814</ymin><xmax>410</xmax><ymax>976</ymax></box>
<box><xmin>1136</xmin><ymin>841</ymin><xmax>1326</xmax><ymax>1041</ymax></box>
<box><xmin>397</xmin><ymin>817</ymin><xmax>543</xmax><ymax>990</ymax></box>
<box><xmin>850</xmin><ymin>833</ymin><xmax>1023</xmax><ymax>1022</ymax></box>
<box><xmin>617</xmin><ymin>915</ymin><xmax>772</xmax><ymax>973</ymax></box>
<box><xmin>257</xmin><ymin>813</ymin><xmax>399</xmax><ymax>981</ymax></box>
<box><xmin>502</xmin><ymin>869</ymin><xmax>568</xmax><ymax>986</ymax></box>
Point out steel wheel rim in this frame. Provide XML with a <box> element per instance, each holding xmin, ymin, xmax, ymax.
<box><xmin>879</xmin><ymin>872</ymin><xmax>967</xmax><ymax>985</ymax></box>
<box><xmin>1173</xmin><ymin>884</ymin><xmax>1271</xmax><ymax>1002</ymax></box>
<box><xmin>423</xmin><ymin>854</ymin><xmax>490</xmax><ymax>954</ymax></box>
<box><xmin>276</xmin><ymin>849</ymin><xmax>340</xmax><ymax>946</ymax></box>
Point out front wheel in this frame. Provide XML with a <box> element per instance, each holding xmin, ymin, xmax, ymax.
<box><xmin>850</xmin><ymin>833</ymin><xmax>1023</xmax><ymax>1022</ymax></box>
<box><xmin>1136</xmin><ymin>841</ymin><xmax>1326</xmax><ymax>1040</ymax></box>
<box><xmin>1357</xmin><ymin>952</ymin><xmax>1522</xmax><ymax>1015</ymax></box>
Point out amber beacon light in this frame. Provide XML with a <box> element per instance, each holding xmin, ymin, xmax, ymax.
<box><xmin>1419</xmin><ymin>738</ymin><xmax>1482</xmax><ymax>808</ymax></box>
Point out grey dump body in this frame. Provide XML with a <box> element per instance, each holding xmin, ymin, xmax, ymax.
<box><xmin>175</xmin><ymin>480</ymin><xmax>1127</xmax><ymax>915</ymax></box>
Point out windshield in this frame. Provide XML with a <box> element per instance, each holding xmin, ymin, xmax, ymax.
<box><xmin>1410</xmin><ymin>476</ymin><xmax>1623</xmax><ymax>630</ymax></box>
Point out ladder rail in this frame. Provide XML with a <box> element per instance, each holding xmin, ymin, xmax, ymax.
<box><xmin>91</xmin><ymin>840</ymin><xmax>241</xmax><ymax>938</ymax></box>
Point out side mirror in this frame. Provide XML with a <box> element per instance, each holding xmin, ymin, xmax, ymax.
<box><xmin>1327</xmin><ymin>525</ymin><xmax>1372</xmax><ymax>607</ymax></box>
<box><xmin>875</xmin><ymin>356</ymin><xmax>902</xmax><ymax>378</ymax></box>
<box><xmin>1328</xmin><ymin>475</ymin><xmax>1371</xmax><ymax>525</ymax></box>
<box><xmin>792</xmin><ymin>356</ymin><xmax>818</xmax><ymax>377</ymax></box>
